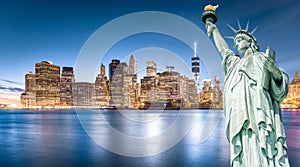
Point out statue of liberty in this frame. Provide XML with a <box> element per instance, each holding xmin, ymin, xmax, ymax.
<box><xmin>202</xmin><ymin>4</ymin><xmax>290</xmax><ymax>167</ymax></box>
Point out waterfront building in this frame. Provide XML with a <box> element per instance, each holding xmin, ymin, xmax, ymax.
<box><xmin>21</xmin><ymin>71</ymin><xmax>36</xmax><ymax>108</ymax></box>
<box><xmin>282</xmin><ymin>71</ymin><xmax>300</xmax><ymax>108</ymax></box>
<box><xmin>140</xmin><ymin>76</ymin><xmax>157</xmax><ymax>104</ymax></box>
<box><xmin>60</xmin><ymin>67</ymin><xmax>74</xmax><ymax>106</ymax></box>
<box><xmin>109</xmin><ymin>59</ymin><xmax>120</xmax><ymax>81</ymax></box>
<box><xmin>199</xmin><ymin>80</ymin><xmax>213</xmax><ymax>107</ymax></box>
<box><xmin>127</xmin><ymin>55</ymin><xmax>138</xmax><ymax>108</ymax></box>
<box><xmin>158</xmin><ymin>66</ymin><xmax>180</xmax><ymax>102</ymax></box>
<box><xmin>110</xmin><ymin>62</ymin><xmax>128</xmax><ymax>108</ymax></box>
<box><xmin>95</xmin><ymin>64</ymin><xmax>110</xmax><ymax>107</ymax></box>
<box><xmin>72</xmin><ymin>82</ymin><xmax>95</xmax><ymax>106</ymax></box>
<box><xmin>212</xmin><ymin>76</ymin><xmax>223</xmax><ymax>108</ymax></box>
<box><xmin>35</xmin><ymin>61</ymin><xmax>60</xmax><ymax>107</ymax></box>
<box><xmin>180</xmin><ymin>76</ymin><xmax>199</xmax><ymax>108</ymax></box>
<box><xmin>199</xmin><ymin>76</ymin><xmax>223</xmax><ymax>108</ymax></box>
<box><xmin>108</xmin><ymin>56</ymin><xmax>138</xmax><ymax>108</ymax></box>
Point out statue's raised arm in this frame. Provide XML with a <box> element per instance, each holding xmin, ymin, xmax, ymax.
<box><xmin>202</xmin><ymin>4</ymin><xmax>229</xmax><ymax>57</ymax></box>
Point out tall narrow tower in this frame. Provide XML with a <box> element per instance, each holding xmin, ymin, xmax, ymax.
<box><xmin>191</xmin><ymin>43</ymin><xmax>200</xmax><ymax>92</ymax></box>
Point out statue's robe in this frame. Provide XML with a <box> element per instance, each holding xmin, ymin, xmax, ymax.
<box><xmin>222</xmin><ymin>49</ymin><xmax>290</xmax><ymax>167</ymax></box>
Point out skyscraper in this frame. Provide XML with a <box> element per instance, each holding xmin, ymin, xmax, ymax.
<box><xmin>60</xmin><ymin>67</ymin><xmax>74</xmax><ymax>106</ymax></box>
<box><xmin>25</xmin><ymin>71</ymin><xmax>35</xmax><ymax>93</ymax></box>
<box><xmin>95</xmin><ymin>64</ymin><xmax>110</xmax><ymax>106</ymax></box>
<box><xmin>35</xmin><ymin>61</ymin><xmax>60</xmax><ymax>107</ymax></box>
<box><xmin>110</xmin><ymin>62</ymin><xmax>128</xmax><ymax>108</ymax></box>
<box><xmin>128</xmin><ymin>55</ymin><xmax>136</xmax><ymax>75</ymax></box>
<box><xmin>191</xmin><ymin>43</ymin><xmax>200</xmax><ymax>92</ymax></box>
<box><xmin>21</xmin><ymin>71</ymin><xmax>36</xmax><ymax>108</ymax></box>
<box><xmin>109</xmin><ymin>59</ymin><xmax>120</xmax><ymax>81</ymax></box>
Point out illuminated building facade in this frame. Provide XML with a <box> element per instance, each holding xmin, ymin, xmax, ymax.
<box><xmin>110</xmin><ymin>62</ymin><xmax>128</xmax><ymax>108</ymax></box>
<box><xmin>35</xmin><ymin>61</ymin><xmax>60</xmax><ymax>107</ymax></box>
<box><xmin>60</xmin><ymin>67</ymin><xmax>74</xmax><ymax>106</ymax></box>
<box><xmin>72</xmin><ymin>82</ymin><xmax>95</xmax><ymax>106</ymax></box>
<box><xmin>199</xmin><ymin>80</ymin><xmax>213</xmax><ymax>107</ymax></box>
<box><xmin>95</xmin><ymin>64</ymin><xmax>110</xmax><ymax>106</ymax></box>
<box><xmin>21</xmin><ymin>71</ymin><xmax>36</xmax><ymax>108</ymax></box>
<box><xmin>199</xmin><ymin>76</ymin><xmax>223</xmax><ymax>108</ymax></box>
<box><xmin>282</xmin><ymin>71</ymin><xmax>300</xmax><ymax>108</ymax></box>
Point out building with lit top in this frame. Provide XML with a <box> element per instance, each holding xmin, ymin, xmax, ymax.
<box><xmin>35</xmin><ymin>61</ymin><xmax>60</xmax><ymax>107</ymax></box>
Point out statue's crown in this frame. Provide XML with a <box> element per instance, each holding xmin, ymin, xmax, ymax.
<box><xmin>226</xmin><ymin>20</ymin><xmax>258</xmax><ymax>44</ymax></box>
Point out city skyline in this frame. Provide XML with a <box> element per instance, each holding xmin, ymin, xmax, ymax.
<box><xmin>1</xmin><ymin>0</ymin><xmax>300</xmax><ymax>105</ymax></box>
<box><xmin>20</xmin><ymin>56</ymin><xmax>209</xmax><ymax>109</ymax></box>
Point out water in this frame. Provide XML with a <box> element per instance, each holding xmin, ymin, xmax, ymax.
<box><xmin>0</xmin><ymin>109</ymin><xmax>299</xmax><ymax>167</ymax></box>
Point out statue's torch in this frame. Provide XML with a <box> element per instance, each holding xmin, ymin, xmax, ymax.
<box><xmin>202</xmin><ymin>4</ymin><xmax>219</xmax><ymax>37</ymax></box>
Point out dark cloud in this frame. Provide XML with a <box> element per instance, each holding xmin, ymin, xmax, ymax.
<box><xmin>0</xmin><ymin>79</ymin><xmax>24</xmax><ymax>86</ymax></box>
<box><xmin>0</xmin><ymin>79</ymin><xmax>24</xmax><ymax>93</ymax></box>
<box><xmin>0</xmin><ymin>86</ymin><xmax>24</xmax><ymax>93</ymax></box>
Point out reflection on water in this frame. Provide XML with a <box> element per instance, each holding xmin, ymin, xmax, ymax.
<box><xmin>0</xmin><ymin>110</ymin><xmax>299</xmax><ymax>167</ymax></box>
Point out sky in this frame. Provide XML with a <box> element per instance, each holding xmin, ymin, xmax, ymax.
<box><xmin>0</xmin><ymin>0</ymin><xmax>300</xmax><ymax>104</ymax></box>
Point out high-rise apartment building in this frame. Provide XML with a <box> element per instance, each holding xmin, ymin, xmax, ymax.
<box><xmin>35</xmin><ymin>61</ymin><xmax>60</xmax><ymax>106</ymax></box>
<box><xmin>60</xmin><ymin>67</ymin><xmax>74</xmax><ymax>106</ymax></box>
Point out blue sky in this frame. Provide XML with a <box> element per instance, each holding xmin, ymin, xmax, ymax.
<box><xmin>0</xmin><ymin>0</ymin><xmax>300</xmax><ymax>94</ymax></box>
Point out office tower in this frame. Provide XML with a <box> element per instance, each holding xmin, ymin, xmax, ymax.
<box><xmin>140</xmin><ymin>75</ymin><xmax>157</xmax><ymax>104</ymax></box>
<box><xmin>110</xmin><ymin>62</ymin><xmax>128</xmax><ymax>108</ymax></box>
<box><xmin>127</xmin><ymin>55</ymin><xmax>138</xmax><ymax>108</ymax></box>
<box><xmin>191</xmin><ymin>43</ymin><xmax>200</xmax><ymax>92</ymax></box>
<box><xmin>146</xmin><ymin>61</ymin><xmax>157</xmax><ymax>77</ymax></box>
<box><xmin>25</xmin><ymin>71</ymin><xmax>35</xmax><ymax>93</ymax></box>
<box><xmin>109</xmin><ymin>59</ymin><xmax>120</xmax><ymax>81</ymax></box>
<box><xmin>72</xmin><ymin>82</ymin><xmax>95</xmax><ymax>106</ymax></box>
<box><xmin>35</xmin><ymin>61</ymin><xmax>60</xmax><ymax>106</ymax></box>
<box><xmin>179</xmin><ymin>76</ymin><xmax>199</xmax><ymax>108</ymax></box>
<box><xmin>60</xmin><ymin>67</ymin><xmax>75</xmax><ymax>106</ymax></box>
<box><xmin>95</xmin><ymin>64</ymin><xmax>110</xmax><ymax>106</ymax></box>
<box><xmin>158</xmin><ymin>66</ymin><xmax>180</xmax><ymax>102</ymax></box>
<box><xmin>21</xmin><ymin>71</ymin><xmax>36</xmax><ymax>108</ymax></box>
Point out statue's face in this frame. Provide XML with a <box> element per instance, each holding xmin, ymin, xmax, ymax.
<box><xmin>235</xmin><ymin>37</ymin><xmax>250</xmax><ymax>55</ymax></box>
